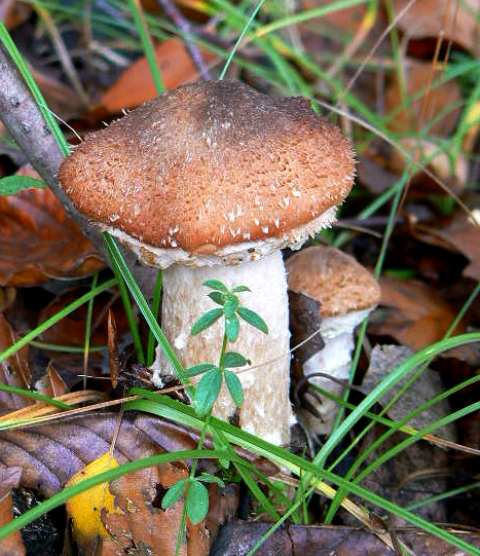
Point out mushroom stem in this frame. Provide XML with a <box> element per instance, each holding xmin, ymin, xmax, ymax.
<box><xmin>302</xmin><ymin>308</ymin><xmax>371</xmax><ymax>435</ymax></box>
<box><xmin>153</xmin><ymin>251</ymin><xmax>293</xmax><ymax>446</ymax></box>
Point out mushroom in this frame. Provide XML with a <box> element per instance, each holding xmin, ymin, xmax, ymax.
<box><xmin>58</xmin><ymin>80</ymin><xmax>355</xmax><ymax>445</ymax></box>
<box><xmin>286</xmin><ymin>245</ymin><xmax>380</xmax><ymax>436</ymax></box>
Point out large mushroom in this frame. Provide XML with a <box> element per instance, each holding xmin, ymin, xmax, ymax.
<box><xmin>59</xmin><ymin>80</ymin><xmax>355</xmax><ymax>445</ymax></box>
<box><xmin>286</xmin><ymin>245</ymin><xmax>381</xmax><ymax>436</ymax></box>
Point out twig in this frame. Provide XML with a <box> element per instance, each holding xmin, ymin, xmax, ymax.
<box><xmin>155</xmin><ymin>0</ymin><xmax>212</xmax><ymax>80</ymax></box>
<box><xmin>0</xmin><ymin>42</ymin><xmax>101</xmax><ymax>250</ymax></box>
<box><xmin>0</xmin><ymin>43</ymin><xmax>160</xmax><ymax>297</ymax></box>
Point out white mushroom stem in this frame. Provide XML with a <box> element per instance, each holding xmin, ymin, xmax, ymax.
<box><xmin>302</xmin><ymin>308</ymin><xmax>372</xmax><ymax>436</ymax></box>
<box><xmin>152</xmin><ymin>251</ymin><xmax>294</xmax><ymax>446</ymax></box>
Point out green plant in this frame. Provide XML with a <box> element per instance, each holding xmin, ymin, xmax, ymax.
<box><xmin>161</xmin><ymin>280</ymin><xmax>268</xmax><ymax>529</ymax></box>
<box><xmin>188</xmin><ymin>280</ymin><xmax>268</xmax><ymax>416</ymax></box>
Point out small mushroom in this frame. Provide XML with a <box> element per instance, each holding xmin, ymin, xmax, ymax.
<box><xmin>286</xmin><ymin>245</ymin><xmax>380</xmax><ymax>436</ymax></box>
<box><xmin>59</xmin><ymin>80</ymin><xmax>355</xmax><ymax>445</ymax></box>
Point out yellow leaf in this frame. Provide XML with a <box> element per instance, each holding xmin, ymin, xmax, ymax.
<box><xmin>65</xmin><ymin>452</ymin><xmax>120</xmax><ymax>543</ymax></box>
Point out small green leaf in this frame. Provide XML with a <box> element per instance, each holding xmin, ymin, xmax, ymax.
<box><xmin>186</xmin><ymin>480</ymin><xmax>209</xmax><ymax>524</ymax></box>
<box><xmin>194</xmin><ymin>368</ymin><xmax>223</xmax><ymax>416</ymax></box>
<box><xmin>225</xmin><ymin>315</ymin><xmax>240</xmax><ymax>342</ymax></box>
<box><xmin>0</xmin><ymin>175</ymin><xmax>46</xmax><ymax>196</ymax></box>
<box><xmin>161</xmin><ymin>479</ymin><xmax>186</xmax><ymax>509</ymax></box>
<box><xmin>198</xmin><ymin>473</ymin><xmax>225</xmax><ymax>487</ymax></box>
<box><xmin>225</xmin><ymin>370</ymin><xmax>244</xmax><ymax>407</ymax></box>
<box><xmin>203</xmin><ymin>279</ymin><xmax>228</xmax><ymax>292</ymax></box>
<box><xmin>223</xmin><ymin>295</ymin><xmax>239</xmax><ymax>318</ymax></box>
<box><xmin>208</xmin><ymin>291</ymin><xmax>225</xmax><ymax>306</ymax></box>
<box><xmin>237</xmin><ymin>307</ymin><xmax>269</xmax><ymax>334</ymax></box>
<box><xmin>223</xmin><ymin>352</ymin><xmax>249</xmax><ymax>368</ymax></box>
<box><xmin>232</xmin><ymin>285</ymin><xmax>251</xmax><ymax>293</ymax></box>
<box><xmin>191</xmin><ymin>308</ymin><xmax>223</xmax><ymax>336</ymax></box>
<box><xmin>186</xmin><ymin>363</ymin><xmax>217</xmax><ymax>377</ymax></box>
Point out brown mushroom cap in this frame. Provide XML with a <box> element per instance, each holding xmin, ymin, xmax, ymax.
<box><xmin>286</xmin><ymin>245</ymin><xmax>380</xmax><ymax>317</ymax></box>
<box><xmin>59</xmin><ymin>80</ymin><xmax>354</xmax><ymax>255</ymax></box>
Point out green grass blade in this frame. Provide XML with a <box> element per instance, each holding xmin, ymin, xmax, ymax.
<box><xmin>126</xmin><ymin>392</ymin><xmax>480</xmax><ymax>555</ymax></box>
<box><xmin>127</xmin><ymin>0</ymin><xmax>165</xmax><ymax>94</ymax></box>
<box><xmin>0</xmin><ymin>278</ymin><xmax>116</xmax><ymax>365</ymax></box>
<box><xmin>219</xmin><ymin>0</ymin><xmax>267</xmax><ymax>79</ymax></box>
<box><xmin>107</xmin><ymin>251</ymin><xmax>146</xmax><ymax>364</ymax></box>
<box><xmin>0</xmin><ymin>23</ymin><xmax>70</xmax><ymax>155</ymax></box>
<box><xmin>313</xmin><ymin>333</ymin><xmax>480</xmax><ymax>469</ymax></box>
<box><xmin>103</xmin><ymin>233</ymin><xmax>190</xmax><ymax>387</ymax></box>
<box><xmin>0</xmin><ymin>383</ymin><xmax>70</xmax><ymax>409</ymax></box>
<box><xmin>0</xmin><ymin>449</ymin><xmax>226</xmax><ymax>543</ymax></box>
<box><xmin>147</xmin><ymin>270</ymin><xmax>163</xmax><ymax>366</ymax></box>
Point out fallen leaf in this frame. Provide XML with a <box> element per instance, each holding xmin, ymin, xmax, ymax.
<box><xmin>0</xmin><ymin>466</ymin><xmax>25</xmax><ymax>556</ymax></box>
<box><xmin>409</xmin><ymin>210</ymin><xmax>480</xmax><ymax>281</ymax></box>
<box><xmin>385</xmin><ymin>61</ymin><xmax>461</xmax><ymax>136</ymax></box>
<box><xmin>35</xmin><ymin>364</ymin><xmax>69</xmax><ymax>399</ymax></box>
<box><xmin>0</xmin><ymin>166</ymin><xmax>104</xmax><ymax>286</ymax></box>
<box><xmin>0</xmin><ymin>314</ymin><xmax>32</xmax><ymax>411</ymax></box>
<box><xmin>31</xmin><ymin>68</ymin><xmax>86</xmax><ymax>121</ymax></box>
<box><xmin>0</xmin><ymin>288</ymin><xmax>15</xmax><ymax>313</ymax></box>
<box><xmin>392</xmin><ymin>0</ymin><xmax>480</xmax><ymax>56</ymax></box>
<box><xmin>0</xmin><ymin>413</ymin><xmax>241</xmax><ymax>555</ymax></box>
<box><xmin>370</xmin><ymin>277</ymin><xmax>463</xmax><ymax>350</ymax></box>
<box><xmin>99</xmin><ymin>38</ymin><xmax>216</xmax><ymax>114</ymax></box>
<box><xmin>38</xmin><ymin>288</ymin><xmax>123</xmax><ymax>349</ymax></box>
<box><xmin>0</xmin><ymin>0</ymin><xmax>31</xmax><ymax>30</ymax></box>
<box><xmin>65</xmin><ymin>452</ymin><xmax>120</xmax><ymax>547</ymax></box>
<box><xmin>301</xmin><ymin>0</ymin><xmax>371</xmax><ymax>33</ymax></box>
<box><xmin>434</xmin><ymin>212</ymin><xmax>480</xmax><ymax>281</ymax></box>
<box><xmin>0</xmin><ymin>412</ymin><xmax>270</xmax><ymax>496</ymax></box>
<box><xmin>107</xmin><ymin>309</ymin><xmax>120</xmax><ymax>389</ymax></box>
<box><xmin>211</xmin><ymin>519</ymin><xmax>480</xmax><ymax>555</ymax></box>
<box><xmin>100</xmin><ymin>464</ymin><xmax>212</xmax><ymax>556</ymax></box>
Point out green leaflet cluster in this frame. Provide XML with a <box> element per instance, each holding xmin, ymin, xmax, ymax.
<box><xmin>162</xmin><ymin>279</ymin><xmax>269</xmax><ymax>524</ymax></box>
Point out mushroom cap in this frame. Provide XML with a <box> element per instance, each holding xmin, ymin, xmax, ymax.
<box><xmin>59</xmin><ymin>80</ymin><xmax>354</xmax><ymax>264</ymax></box>
<box><xmin>286</xmin><ymin>245</ymin><xmax>380</xmax><ymax>317</ymax></box>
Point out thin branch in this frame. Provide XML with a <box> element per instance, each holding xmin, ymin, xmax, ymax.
<box><xmin>155</xmin><ymin>0</ymin><xmax>212</xmax><ymax>80</ymax></box>
<box><xmin>0</xmin><ymin>42</ymin><xmax>101</xmax><ymax>249</ymax></box>
<box><xmin>0</xmin><ymin>43</ymin><xmax>159</xmax><ymax>297</ymax></box>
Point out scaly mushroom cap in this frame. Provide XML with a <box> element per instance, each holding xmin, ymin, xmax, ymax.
<box><xmin>286</xmin><ymin>245</ymin><xmax>380</xmax><ymax>317</ymax></box>
<box><xmin>59</xmin><ymin>80</ymin><xmax>355</xmax><ymax>267</ymax></box>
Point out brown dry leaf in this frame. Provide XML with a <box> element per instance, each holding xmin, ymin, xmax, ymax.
<box><xmin>434</xmin><ymin>212</ymin><xmax>480</xmax><ymax>282</ymax></box>
<box><xmin>389</xmin><ymin>137</ymin><xmax>468</xmax><ymax>193</ymax></box>
<box><xmin>100</xmin><ymin>465</ymin><xmax>211</xmax><ymax>556</ymax></box>
<box><xmin>31</xmin><ymin>68</ymin><xmax>85</xmax><ymax>121</ymax></box>
<box><xmin>301</xmin><ymin>0</ymin><xmax>370</xmax><ymax>33</ymax></box>
<box><xmin>35</xmin><ymin>364</ymin><xmax>69</xmax><ymax>399</ymax></box>
<box><xmin>385</xmin><ymin>61</ymin><xmax>461</xmax><ymax>136</ymax></box>
<box><xmin>0</xmin><ymin>166</ymin><xmax>104</xmax><ymax>286</ymax></box>
<box><xmin>0</xmin><ymin>288</ymin><xmax>16</xmax><ymax>313</ymax></box>
<box><xmin>0</xmin><ymin>413</ymin><xmax>240</xmax><ymax>554</ymax></box>
<box><xmin>370</xmin><ymin>277</ymin><xmax>463</xmax><ymax>350</ymax></box>
<box><xmin>0</xmin><ymin>314</ymin><xmax>32</xmax><ymax>411</ymax></box>
<box><xmin>392</xmin><ymin>0</ymin><xmax>480</xmax><ymax>56</ymax></box>
<box><xmin>0</xmin><ymin>411</ymin><xmax>273</xmax><ymax>496</ymax></box>
<box><xmin>0</xmin><ymin>466</ymin><xmax>25</xmax><ymax>556</ymax></box>
<box><xmin>0</xmin><ymin>0</ymin><xmax>31</xmax><ymax>30</ymax></box>
<box><xmin>211</xmin><ymin>519</ymin><xmax>480</xmax><ymax>555</ymax></box>
<box><xmin>38</xmin><ymin>288</ymin><xmax>124</xmax><ymax>349</ymax></box>
<box><xmin>99</xmin><ymin>38</ymin><xmax>216</xmax><ymax>114</ymax></box>
<box><xmin>107</xmin><ymin>309</ymin><xmax>120</xmax><ymax>389</ymax></box>
<box><xmin>409</xmin><ymin>211</ymin><xmax>480</xmax><ymax>281</ymax></box>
